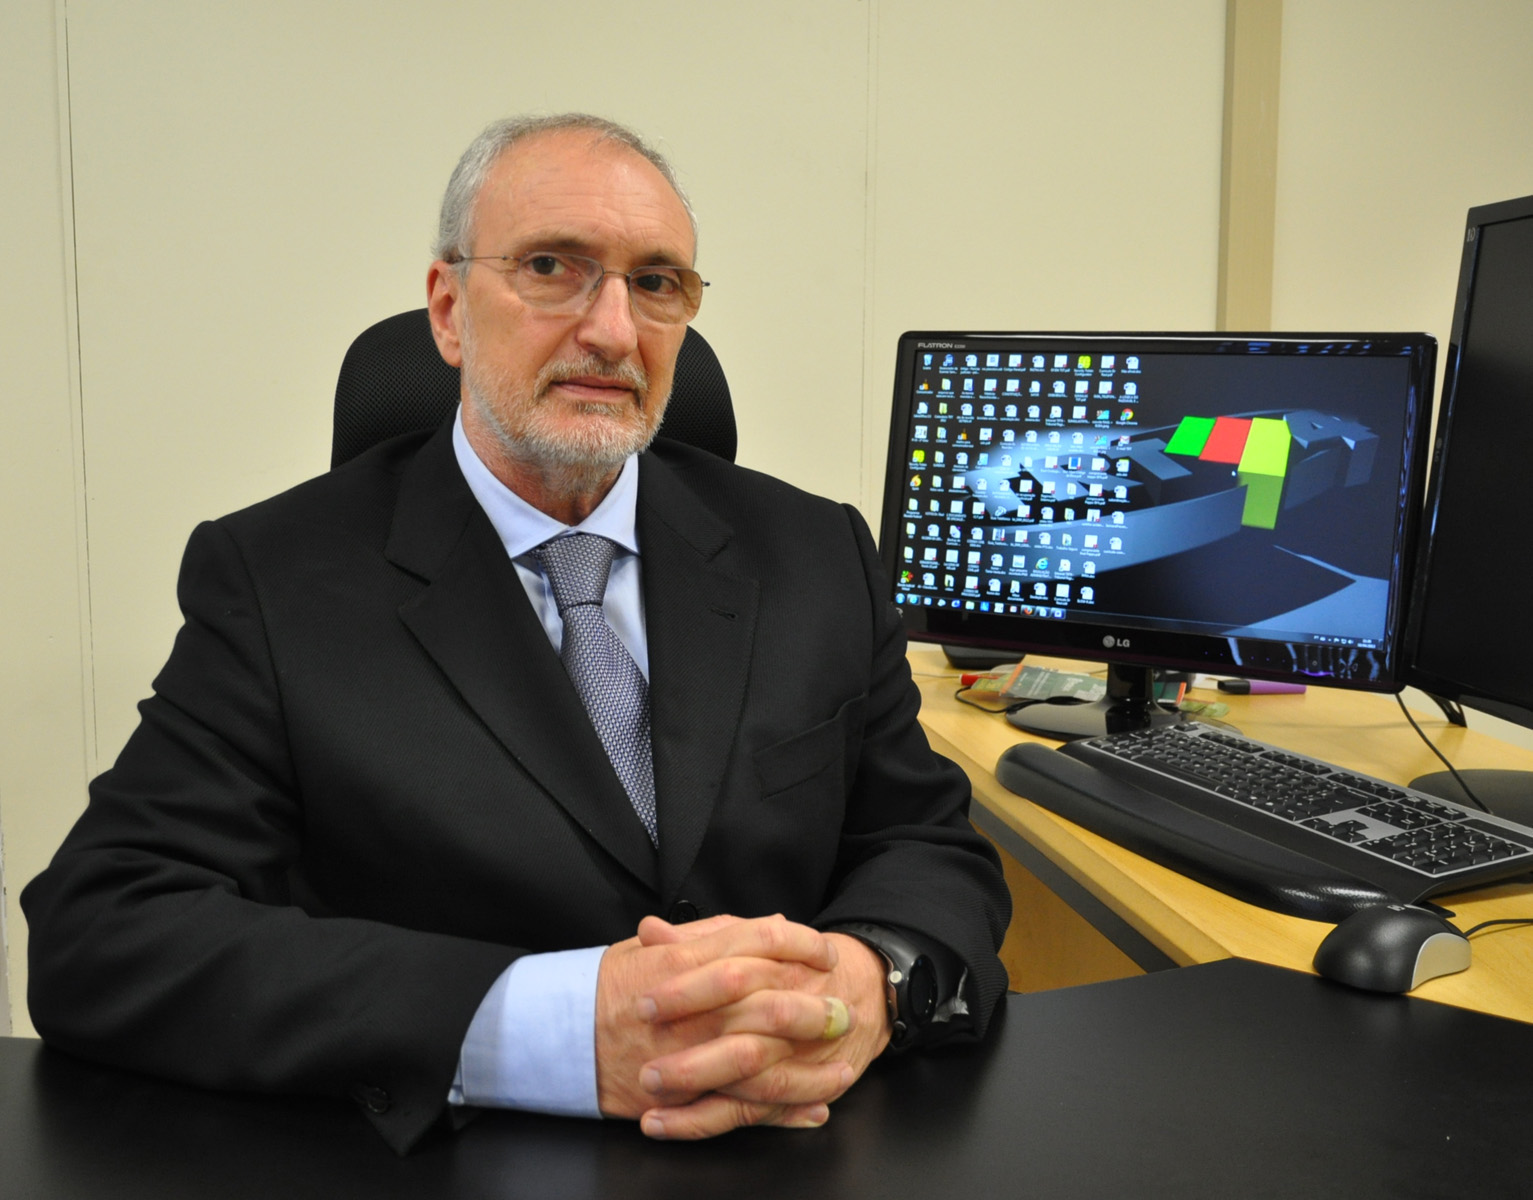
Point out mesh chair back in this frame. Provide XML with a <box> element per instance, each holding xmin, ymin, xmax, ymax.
<box><xmin>331</xmin><ymin>309</ymin><xmax>736</xmax><ymax>468</ymax></box>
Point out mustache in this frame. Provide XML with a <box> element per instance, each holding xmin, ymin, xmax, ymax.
<box><xmin>537</xmin><ymin>355</ymin><xmax>649</xmax><ymax>400</ymax></box>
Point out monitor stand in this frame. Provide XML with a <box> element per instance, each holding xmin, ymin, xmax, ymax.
<box><xmin>1006</xmin><ymin>661</ymin><xmax>1185</xmax><ymax>741</ymax></box>
<box><xmin>1409</xmin><ymin>769</ymin><xmax>1533</xmax><ymax>828</ymax></box>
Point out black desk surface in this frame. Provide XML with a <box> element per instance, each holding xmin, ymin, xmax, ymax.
<box><xmin>4</xmin><ymin>959</ymin><xmax>1530</xmax><ymax>1199</ymax></box>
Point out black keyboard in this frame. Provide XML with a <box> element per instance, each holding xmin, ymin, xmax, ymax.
<box><xmin>995</xmin><ymin>722</ymin><xmax>1533</xmax><ymax>922</ymax></box>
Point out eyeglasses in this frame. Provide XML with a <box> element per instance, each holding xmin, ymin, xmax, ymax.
<box><xmin>447</xmin><ymin>250</ymin><xmax>708</xmax><ymax>325</ymax></box>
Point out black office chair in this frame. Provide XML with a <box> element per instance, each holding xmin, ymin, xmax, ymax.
<box><xmin>331</xmin><ymin>308</ymin><xmax>736</xmax><ymax>468</ymax></box>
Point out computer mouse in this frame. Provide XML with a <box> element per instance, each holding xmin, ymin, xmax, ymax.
<box><xmin>1312</xmin><ymin>904</ymin><xmax>1471</xmax><ymax>994</ymax></box>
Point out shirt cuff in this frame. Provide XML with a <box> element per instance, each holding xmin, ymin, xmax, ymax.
<box><xmin>448</xmin><ymin>944</ymin><xmax>606</xmax><ymax>1117</ymax></box>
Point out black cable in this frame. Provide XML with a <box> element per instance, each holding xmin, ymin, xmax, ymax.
<box><xmin>1394</xmin><ymin>692</ymin><xmax>1491</xmax><ymax>813</ymax></box>
<box><xmin>952</xmin><ymin>685</ymin><xmax>1057</xmax><ymax>719</ymax></box>
<box><xmin>1462</xmin><ymin>917</ymin><xmax>1533</xmax><ymax>938</ymax></box>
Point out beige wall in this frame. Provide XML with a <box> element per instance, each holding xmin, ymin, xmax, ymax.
<box><xmin>3</xmin><ymin>0</ymin><xmax>1528</xmax><ymax>1035</ymax></box>
<box><xmin>1271</xmin><ymin>0</ymin><xmax>1533</xmax><ymax>748</ymax></box>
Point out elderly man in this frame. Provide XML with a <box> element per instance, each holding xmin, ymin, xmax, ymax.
<box><xmin>23</xmin><ymin>114</ymin><xmax>1010</xmax><ymax>1153</ymax></box>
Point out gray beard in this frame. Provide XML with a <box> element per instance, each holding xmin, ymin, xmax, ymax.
<box><xmin>461</xmin><ymin>327</ymin><xmax>669</xmax><ymax>499</ymax></box>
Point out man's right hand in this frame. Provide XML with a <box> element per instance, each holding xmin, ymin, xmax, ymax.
<box><xmin>594</xmin><ymin>914</ymin><xmax>855</xmax><ymax>1131</ymax></box>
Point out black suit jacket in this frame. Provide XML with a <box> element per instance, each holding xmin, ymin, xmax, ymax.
<box><xmin>23</xmin><ymin>424</ymin><xmax>1010</xmax><ymax>1152</ymax></box>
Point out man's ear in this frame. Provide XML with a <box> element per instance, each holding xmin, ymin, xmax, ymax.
<box><xmin>425</xmin><ymin>261</ymin><xmax>465</xmax><ymax>368</ymax></box>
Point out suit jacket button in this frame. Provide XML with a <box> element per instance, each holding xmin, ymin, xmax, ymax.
<box><xmin>349</xmin><ymin>1083</ymin><xmax>392</xmax><ymax>1114</ymax></box>
<box><xmin>668</xmin><ymin>900</ymin><xmax>700</xmax><ymax>923</ymax></box>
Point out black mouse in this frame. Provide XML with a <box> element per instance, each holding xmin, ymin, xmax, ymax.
<box><xmin>1312</xmin><ymin>904</ymin><xmax>1471</xmax><ymax>993</ymax></box>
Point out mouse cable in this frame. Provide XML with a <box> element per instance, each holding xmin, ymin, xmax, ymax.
<box><xmin>1461</xmin><ymin>917</ymin><xmax>1533</xmax><ymax>938</ymax></box>
<box><xmin>1394</xmin><ymin>692</ymin><xmax>1491</xmax><ymax>813</ymax></box>
<box><xmin>953</xmin><ymin>685</ymin><xmax>1072</xmax><ymax>720</ymax></box>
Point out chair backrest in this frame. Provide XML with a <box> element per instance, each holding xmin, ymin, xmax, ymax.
<box><xmin>331</xmin><ymin>308</ymin><xmax>736</xmax><ymax>468</ymax></box>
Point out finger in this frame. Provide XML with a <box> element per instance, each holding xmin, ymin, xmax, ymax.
<box><xmin>640</xmin><ymin>1096</ymin><xmax>830</xmax><ymax>1141</ymax></box>
<box><xmin>716</xmin><ymin>990</ymin><xmax>854</xmax><ymax>1043</ymax></box>
<box><xmin>639</xmin><ymin>1032</ymin><xmax>795</xmax><ymax>1102</ymax></box>
<box><xmin>668</xmin><ymin>913</ymin><xmax>838</xmax><ymax>975</ymax></box>
<box><xmin>641</xmin><ymin>954</ymin><xmax>841</xmax><ymax>1024</ymax></box>
<box><xmin>636</xmin><ymin>913</ymin><xmax>742</xmax><ymax>947</ymax></box>
<box><xmin>719</xmin><ymin>1059</ymin><xmax>857</xmax><ymax>1107</ymax></box>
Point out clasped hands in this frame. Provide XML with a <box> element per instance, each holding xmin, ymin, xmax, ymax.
<box><xmin>595</xmin><ymin>913</ymin><xmax>892</xmax><ymax>1140</ymax></box>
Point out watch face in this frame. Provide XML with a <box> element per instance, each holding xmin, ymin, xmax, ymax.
<box><xmin>909</xmin><ymin>955</ymin><xmax>937</xmax><ymax>1023</ymax></box>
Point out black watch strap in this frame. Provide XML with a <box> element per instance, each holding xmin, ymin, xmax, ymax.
<box><xmin>829</xmin><ymin>922</ymin><xmax>940</xmax><ymax>1051</ymax></box>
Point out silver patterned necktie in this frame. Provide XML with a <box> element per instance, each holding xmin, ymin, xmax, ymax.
<box><xmin>534</xmin><ymin>533</ymin><xmax>657</xmax><ymax>844</ymax></box>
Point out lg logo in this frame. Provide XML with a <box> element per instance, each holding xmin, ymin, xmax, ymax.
<box><xmin>1102</xmin><ymin>635</ymin><xmax>1132</xmax><ymax>649</ymax></box>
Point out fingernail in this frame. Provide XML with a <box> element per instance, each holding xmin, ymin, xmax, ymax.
<box><xmin>640</xmin><ymin>1066</ymin><xmax>662</xmax><ymax>1093</ymax></box>
<box><xmin>642</xmin><ymin>1113</ymin><xmax>669</xmax><ymax>1139</ymax></box>
<box><xmin>789</xmin><ymin>1104</ymin><xmax>830</xmax><ymax>1129</ymax></box>
<box><xmin>838</xmin><ymin>1064</ymin><xmax>855</xmax><ymax>1090</ymax></box>
<box><xmin>636</xmin><ymin>996</ymin><xmax>658</xmax><ymax>1022</ymax></box>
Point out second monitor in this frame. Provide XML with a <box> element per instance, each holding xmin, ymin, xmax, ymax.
<box><xmin>880</xmin><ymin>332</ymin><xmax>1437</xmax><ymax>738</ymax></box>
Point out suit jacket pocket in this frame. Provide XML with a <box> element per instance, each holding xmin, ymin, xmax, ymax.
<box><xmin>753</xmin><ymin>694</ymin><xmax>867</xmax><ymax>799</ymax></box>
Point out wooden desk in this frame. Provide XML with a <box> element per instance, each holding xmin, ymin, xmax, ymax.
<box><xmin>911</xmin><ymin>646</ymin><xmax>1533</xmax><ymax>1023</ymax></box>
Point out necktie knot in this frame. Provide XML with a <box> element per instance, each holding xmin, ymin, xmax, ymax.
<box><xmin>535</xmin><ymin>534</ymin><xmax>619</xmax><ymax>615</ymax></box>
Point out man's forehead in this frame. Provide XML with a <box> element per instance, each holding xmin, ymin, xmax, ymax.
<box><xmin>475</xmin><ymin>130</ymin><xmax>694</xmax><ymax>260</ymax></box>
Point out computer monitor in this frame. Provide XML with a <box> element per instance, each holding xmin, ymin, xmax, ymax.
<box><xmin>1402</xmin><ymin>193</ymin><xmax>1533</xmax><ymax>820</ymax></box>
<box><xmin>879</xmin><ymin>331</ymin><xmax>1437</xmax><ymax>738</ymax></box>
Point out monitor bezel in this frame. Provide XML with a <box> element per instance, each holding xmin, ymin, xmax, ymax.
<box><xmin>880</xmin><ymin>330</ymin><xmax>1438</xmax><ymax>694</ymax></box>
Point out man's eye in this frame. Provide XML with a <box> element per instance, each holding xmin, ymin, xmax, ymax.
<box><xmin>525</xmin><ymin>254</ymin><xmax>567</xmax><ymax>277</ymax></box>
<box><xmin>633</xmin><ymin>270</ymin><xmax>680</xmax><ymax>295</ymax></box>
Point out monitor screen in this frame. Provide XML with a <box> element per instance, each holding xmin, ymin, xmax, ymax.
<box><xmin>880</xmin><ymin>332</ymin><xmax>1436</xmax><ymax>736</ymax></box>
<box><xmin>1404</xmin><ymin>194</ymin><xmax>1533</xmax><ymax>729</ymax></box>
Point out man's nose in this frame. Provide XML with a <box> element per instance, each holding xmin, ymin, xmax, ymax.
<box><xmin>575</xmin><ymin>273</ymin><xmax>640</xmax><ymax>361</ymax></box>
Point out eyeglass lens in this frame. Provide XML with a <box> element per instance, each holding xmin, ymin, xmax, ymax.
<box><xmin>511</xmin><ymin>252</ymin><xmax>703</xmax><ymax>323</ymax></box>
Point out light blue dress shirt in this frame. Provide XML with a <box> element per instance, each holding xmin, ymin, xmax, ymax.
<box><xmin>445</xmin><ymin>410</ymin><xmax>647</xmax><ymax>1116</ymax></box>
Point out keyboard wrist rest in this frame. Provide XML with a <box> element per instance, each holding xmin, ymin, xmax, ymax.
<box><xmin>995</xmin><ymin>741</ymin><xmax>1394</xmax><ymax>923</ymax></box>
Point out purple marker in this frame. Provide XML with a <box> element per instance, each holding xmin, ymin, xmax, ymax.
<box><xmin>1217</xmin><ymin>679</ymin><xmax>1307</xmax><ymax>695</ymax></box>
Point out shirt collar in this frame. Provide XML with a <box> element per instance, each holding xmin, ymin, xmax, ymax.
<box><xmin>451</xmin><ymin>407</ymin><xmax>640</xmax><ymax>558</ymax></box>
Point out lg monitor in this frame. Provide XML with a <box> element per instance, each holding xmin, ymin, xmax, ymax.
<box><xmin>879</xmin><ymin>331</ymin><xmax>1437</xmax><ymax>738</ymax></box>
<box><xmin>1402</xmin><ymin>193</ymin><xmax>1533</xmax><ymax>821</ymax></box>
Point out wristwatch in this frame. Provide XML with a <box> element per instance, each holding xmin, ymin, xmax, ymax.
<box><xmin>831</xmin><ymin>922</ymin><xmax>939</xmax><ymax>1051</ymax></box>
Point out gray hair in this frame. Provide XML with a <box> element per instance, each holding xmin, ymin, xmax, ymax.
<box><xmin>432</xmin><ymin>113</ymin><xmax>696</xmax><ymax>264</ymax></box>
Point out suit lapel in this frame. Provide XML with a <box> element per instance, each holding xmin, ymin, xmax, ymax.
<box><xmin>638</xmin><ymin>452</ymin><xmax>760</xmax><ymax>901</ymax></box>
<box><xmin>386</xmin><ymin>429</ymin><xmax>660</xmax><ymax>893</ymax></box>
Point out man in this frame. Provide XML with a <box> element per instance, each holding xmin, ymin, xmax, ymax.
<box><xmin>23</xmin><ymin>114</ymin><xmax>1010</xmax><ymax>1153</ymax></box>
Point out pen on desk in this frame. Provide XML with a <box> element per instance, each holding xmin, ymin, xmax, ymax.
<box><xmin>1217</xmin><ymin>679</ymin><xmax>1306</xmax><ymax>695</ymax></box>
